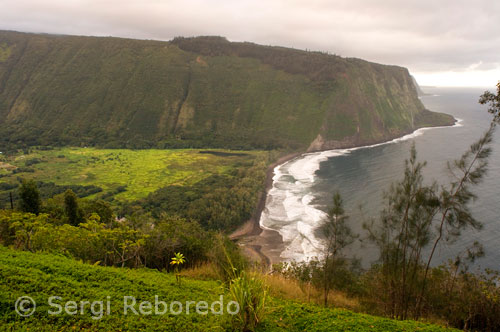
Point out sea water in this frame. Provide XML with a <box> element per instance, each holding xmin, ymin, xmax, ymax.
<box><xmin>260</xmin><ymin>87</ymin><xmax>500</xmax><ymax>270</ymax></box>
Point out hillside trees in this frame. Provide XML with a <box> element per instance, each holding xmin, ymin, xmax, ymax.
<box><xmin>0</xmin><ymin>31</ymin><xmax>454</xmax><ymax>151</ymax></box>
<box><xmin>363</xmin><ymin>144</ymin><xmax>439</xmax><ymax>319</ymax></box>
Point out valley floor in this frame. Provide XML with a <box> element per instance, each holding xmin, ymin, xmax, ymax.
<box><xmin>0</xmin><ymin>147</ymin><xmax>267</xmax><ymax>203</ymax></box>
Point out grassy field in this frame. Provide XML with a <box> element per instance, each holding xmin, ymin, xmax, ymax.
<box><xmin>0</xmin><ymin>246</ymin><xmax>458</xmax><ymax>332</ymax></box>
<box><xmin>0</xmin><ymin>147</ymin><xmax>268</xmax><ymax>201</ymax></box>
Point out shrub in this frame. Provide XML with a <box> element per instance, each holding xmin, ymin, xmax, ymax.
<box><xmin>229</xmin><ymin>272</ymin><xmax>268</xmax><ymax>331</ymax></box>
<box><xmin>24</xmin><ymin>158</ymin><xmax>41</xmax><ymax>166</ymax></box>
<box><xmin>210</xmin><ymin>234</ymin><xmax>247</xmax><ymax>283</ymax></box>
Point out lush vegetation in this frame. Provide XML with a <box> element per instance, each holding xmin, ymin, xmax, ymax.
<box><xmin>0</xmin><ymin>155</ymin><xmax>460</xmax><ymax>331</ymax></box>
<box><xmin>0</xmin><ymin>147</ymin><xmax>271</xmax><ymax>232</ymax></box>
<box><xmin>0</xmin><ymin>145</ymin><xmax>273</xmax><ymax>271</ymax></box>
<box><xmin>0</xmin><ymin>33</ymin><xmax>497</xmax><ymax>332</ymax></box>
<box><xmin>0</xmin><ymin>246</ymin><xmax>458</xmax><ymax>331</ymax></box>
<box><xmin>125</xmin><ymin>153</ymin><xmax>268</xmax><ymax>231</ymax></box>
<box><xmin>0</xmin><ymin>210</ymin><xmax>211</xmax><ymax>270</ymax></box>
<box><xmin>0</xmin><ymin>147</ymin><xmax>267</xmax><ymax>202</ymax></box>
<box><xmin>0</xmin><ymin>31</ymin><xmax>453</xmax><ymax>152</ymax></box>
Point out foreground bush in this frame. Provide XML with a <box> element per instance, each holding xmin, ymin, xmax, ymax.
<box><xmin>230</xmin><ymin>272</ymin><xmax>268</xmax><ymax>331</ymax></box>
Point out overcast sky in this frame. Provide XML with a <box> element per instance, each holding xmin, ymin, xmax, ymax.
<box><xmin>1</xmin><ymin>0</ymin><xmax>499</xmax><ymax>87</ymax></box>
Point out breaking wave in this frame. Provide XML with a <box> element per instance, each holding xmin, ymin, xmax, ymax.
<box><xmin>259</xmin><ymin>119</ymin><xmax>463</xmax><ymax>262</ymax></box>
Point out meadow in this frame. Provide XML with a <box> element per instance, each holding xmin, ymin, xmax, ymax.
<box><xmin>0</xmin><ymin>147</ymin><xmax>268</xmax><ymax>202</ymax></box>
<box><xmin>0</xmin><ymin>246</ymin><xmax>458</xmax><ymax>332</ymax></box>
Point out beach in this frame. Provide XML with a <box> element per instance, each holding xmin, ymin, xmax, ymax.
<box><xmin>230</xmin><ymin>118</ymin><xmax>459</xmax><ymax>267</ymax></box>
<box><xmin>229</xmin><ymin>152</ymin><xmax>301</xmax><ymax>266</ymax></box>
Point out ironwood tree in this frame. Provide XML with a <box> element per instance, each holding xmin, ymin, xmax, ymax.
<box><xmin>319</xmin><ymin>191</ymin><xmax>358</xmax><ymax>306</ymax></box>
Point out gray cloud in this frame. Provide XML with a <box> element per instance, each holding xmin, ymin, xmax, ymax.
<box><xmin>0</xmin><ymin>0</ymin><xmax>499</xmax><ymax>84</ymax></box>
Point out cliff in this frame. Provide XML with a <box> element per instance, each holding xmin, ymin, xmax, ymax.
<box><xmin>0</xmin><ymin>31</ymin><xmax>454</xmax><ymax>151</ymax></box>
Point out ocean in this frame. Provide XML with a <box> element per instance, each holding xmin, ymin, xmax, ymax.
<box><xmin>259</xmin><ymin>87</ymin><xmax>500</xmax><ymax>270</ymax></box>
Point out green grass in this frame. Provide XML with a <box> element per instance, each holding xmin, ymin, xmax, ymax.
<box><xmin>0</xmin><ymin>246</ymin><xmax>230</xmax><ymax>331</ymax></box>
<box><xmin>263</xmin><ymin>301</ymin><xmax>456</xmax><ymax>332</ymax></box>
<box><xmin>0</xmin><ymin>147</ymin><xmax>267</xmax><ymax>201</ymax></box>
<box><xmin>0</xmin><ymin>246</ymin><xmax>458</xmax><ymax>331</ymax></box>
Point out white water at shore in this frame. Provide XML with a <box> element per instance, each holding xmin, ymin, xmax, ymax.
<box><xmin>259</xmin><ymin>119</ymin><xmax>463</xmax><ymax>262</ymax></box>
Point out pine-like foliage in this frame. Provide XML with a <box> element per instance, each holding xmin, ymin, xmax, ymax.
<box><xmin>364</xmin><ymin>121</ymin><xmax>496</xmax><ymax>320</ymax></box>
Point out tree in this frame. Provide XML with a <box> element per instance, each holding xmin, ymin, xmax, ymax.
<box><xmin>416</xmin><ymin>121</ymin><xmax>495</xmax><ymax>318</ymax></box>
<box><xmin>18</xmin><ymin>179</ymin><xmax>41</xmax><ymax>215</ymax></box>
<box><xmin>80</xmin><ymin>199</ymin><xmax>113</xmax><ymax>224</ymax></box>
<box><xmin>364</xmin><ymin>120</ymin><xmax>495</xmax><ymax>320</ymax></box>
<box><xmin>8</xmin><ymin>212</ymin><xmax>48</xmax><ymax>251</ymax></box>
<box><xmin>319</xmin><ymin>191</ymin><xmax>357</xmax><ymax>306</ymax></box>
<box><xmin>364</xmin><ymin>144</ymin><xmax>440</xmax><ymax>319</ymax></box>
<box><xmin>479</xmin><ymin>81</ymin><xmax>500</xmax><ymax>120</ymax></box>
<box><xmin>64</xmin><ymin>189</ymin><xmax>81</xmax><ymax>226</ymax></box>
<box><xmin>170</xmin><ymin>252</ymin><xmax>186</xmax><ymax>284</ymax></box>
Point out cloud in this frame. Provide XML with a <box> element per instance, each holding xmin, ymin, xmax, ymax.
<box><xmin>0</xmin><ymin>0</ymin><xmax>499</xmax><ymax>86</ymax></box>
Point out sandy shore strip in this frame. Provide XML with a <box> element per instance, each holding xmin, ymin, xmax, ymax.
<box><xmin>230</xmin><ymin>152</ymin><xmax>302</xmax><ymax>266</ymax></box>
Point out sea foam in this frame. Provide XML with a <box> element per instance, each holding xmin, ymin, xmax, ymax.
<box><xmin>259</xmin><ymin>120</ymin><xmax>463</xmax><ymax>262</ymax></box>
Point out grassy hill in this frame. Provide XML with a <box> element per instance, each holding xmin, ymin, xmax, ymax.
<box><xmin>0</xmin><ymin>31</ymin><xmax>453</xmax><ymax>152</ymax></box>
<box><xmin>0</xmin><ymin>246</ymin><xmax>458</xmax><ymax>331</ymax></box>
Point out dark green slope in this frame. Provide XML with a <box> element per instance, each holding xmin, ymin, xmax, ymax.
<box><xmin>0</xmin><ymin>31</ymin><xmax>454</xmax><ymax>151</ymax></box>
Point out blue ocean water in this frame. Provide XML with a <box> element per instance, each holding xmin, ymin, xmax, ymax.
<box><xmin>260</xmin><ymin>87</ymin><xmax>500</xmax><ymax>270</ymax></box>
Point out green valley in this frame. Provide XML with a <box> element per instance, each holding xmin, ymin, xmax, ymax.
<box><xmin>0</xmin><ymin>147</ymin><xmax>268</xmax><ymax>202</ymax></box>
<box><xmin>0</xmin><ymin>147</ymin><xmax>272</xmax><ymax>231</ymax></box>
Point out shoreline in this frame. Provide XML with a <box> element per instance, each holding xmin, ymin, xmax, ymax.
<box><xmin>229</xmin><ymin>152</ymin><xmax>302</xmax><ymax>267</ymax></box>
<box><xmin>230</xmin><ymin>119</ymin><xmax>458</xmax><ymax>267</ymax></box>
<box><xmin>230</xmin><ymin>151</ymin><xmax>303</xmax><ymax>239</ymax></box>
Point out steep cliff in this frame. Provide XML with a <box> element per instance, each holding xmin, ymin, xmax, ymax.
<box><xmin>0</xmin><ymin>31</ymin><xmax>454</xmax><ymax>151</ymax></box>
<box><xmin>411</xmin><ymin>75</ymin><xmax>428</xmax><ymax>97</ymax></box>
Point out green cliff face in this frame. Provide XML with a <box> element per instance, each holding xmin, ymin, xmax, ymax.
<box><xmin>0</xmin><ymin>32</ymin><xmax>454</xmax><ymax>151</ymax></box>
